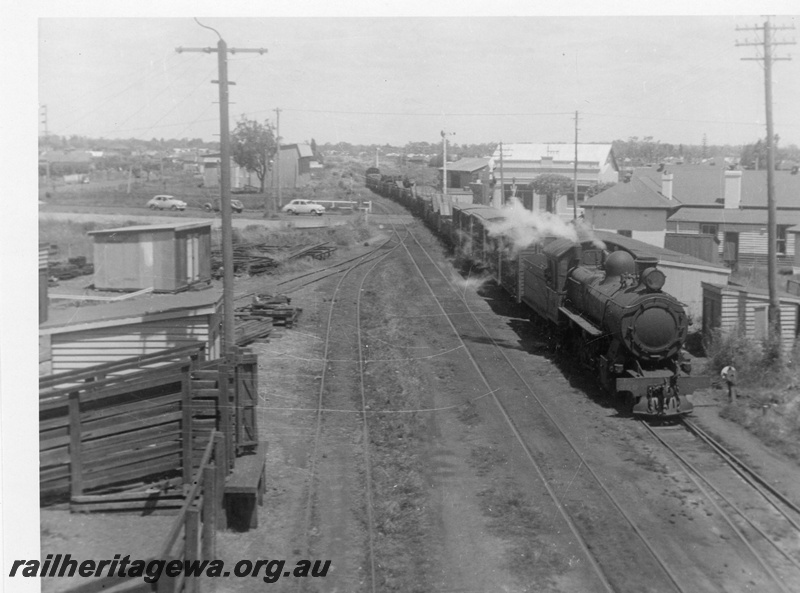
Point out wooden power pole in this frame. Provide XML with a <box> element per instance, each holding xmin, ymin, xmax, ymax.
<box><xmin>499</xmin><ymin>141</ymin><xmax>505</xmax><ymax>207</ymax></box>
<box><xmin>737</xmin><ymin>17</ymin><xmax>795</xmax><ymax>333</ymax></box>
<box><xmin>275</xmin><ymin>107</ymin><xmax>282</xmax><ymax>211</ymax></box>
<box><xmin>573</xmin><ymin>110</ymin><xmax>580</xmax><ymax>221</ymax></box>
<box><xmin>177</xmin><ymin>30</ymin><xmax>267</xmax><ymax>357</ymax></box>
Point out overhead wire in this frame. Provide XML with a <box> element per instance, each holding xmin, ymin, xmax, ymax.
<box><xmin>56</xmin><ymin>52</ymin><xmax>206</xmax><ymax>135</ymax></box>
<box><xmin>105</xmin><ymin>61</ymin><xmax>218</xmax><ymax>136</ymax></box>
<box><xmin>122</xmin><ymin>63</ymin><xmax>220</xmax><ymax>139</ymax></box>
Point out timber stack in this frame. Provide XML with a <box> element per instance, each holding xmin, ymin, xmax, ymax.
<box><xmin>236</xmin><ymin>293</ymin><xmax>302</xmax><ymax>328</ymax></box>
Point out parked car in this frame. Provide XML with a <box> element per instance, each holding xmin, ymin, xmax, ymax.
<box><xmin>281</xmin><ymin>199</ymin><xmax>326</xmax><ymax>216</ymax></box>
<box><xmin>146</xmin><ymin>195</ymin><xmax>187</xmax><ymax>211</ymax></box>
<box><xmin>204</xmin><ymin>198</ymin><xmax>244</xmax><ymax>214</ymax></box>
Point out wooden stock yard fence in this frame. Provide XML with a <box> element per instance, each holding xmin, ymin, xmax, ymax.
<box><xmin>57</xmin><ymin>432</ymin><xmax>226</xmax><ymax>593</ymax></box>
<box><xmin>40</xmin><ymin>343</ymin><xmax>262</xmax><ymax>592</ymax></box>
<box><xmin>40</xmin><ymin>343</ymin><xmax>260</xmax><ymax>502</ymax></box>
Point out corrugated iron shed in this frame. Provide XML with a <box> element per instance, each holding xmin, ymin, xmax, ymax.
<box><xmin>39</xmin><ymin>242</ymin><xmax>49</xmax><ymax>324</ymax></box>
<box><xmin>702</xmin><ymin>282</ymin><xmax>800</xmax><ymax>353</ymax></box>
<box><xmin>89</xmin><ymin>221</ymin><xmax>212</xmax><ymax>292</ymax></box>
<box><xmin>39</xmin><ymin>290</ymin><xmax>223</xmax><ymax>373</ymax></box>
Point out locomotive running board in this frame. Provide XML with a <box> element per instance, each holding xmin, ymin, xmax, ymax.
<box><xmin>558</xmin><ymin>306</ymin><xmax>602</xmax><ymax>337</ymax></box>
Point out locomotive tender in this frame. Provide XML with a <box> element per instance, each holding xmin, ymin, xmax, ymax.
<box><xmin>366</xmin><ymin>173</ymin><xmax>706</xmax><ymax>417</ymax></box>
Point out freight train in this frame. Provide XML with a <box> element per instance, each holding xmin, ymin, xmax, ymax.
<box><xmin>367</xmin><ymin>173</ymin><xmax>707</xmax><ymax>418</ymax></box>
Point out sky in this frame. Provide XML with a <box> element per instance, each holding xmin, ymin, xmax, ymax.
<box><xmin>35</xmin><ymin>8</ymin><xmax>800</xmax><ymax>149</ymax></box>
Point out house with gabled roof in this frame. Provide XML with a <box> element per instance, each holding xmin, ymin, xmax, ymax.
<box><xmin>583</xmin><ymin>164</ymin><xmax>800</xmax><ymax>270</ymax></box>
<box><xmin>662</xmin><ymin>167</ymin><xmax>800</xmax><ymax>270</ymax></box>
<box><xmin>583</xmin><ymin>172</ymin><xmax>681</xmax><ymax>247</ymax></box>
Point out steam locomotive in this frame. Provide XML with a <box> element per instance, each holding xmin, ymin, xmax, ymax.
<box><xmin>367</xmin><ymin>174</ymin><xmax>706</xmax><ymax>418</ymax></box>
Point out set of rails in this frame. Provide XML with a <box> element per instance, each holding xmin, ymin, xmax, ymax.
<box><xmin>366</xmin><ymin>173</ymin><xmax>707</xmax><ymax>419</ymax></box>
<box><xmin>365</xmin><ymin>181</ymin><xmax>800</xmax><ymax>592</ymax></box>
<box><xmin>644</xmin><ymin>419</ymin><xmax>800</xmax><ymax>593</ymax></box>
<box><xmin>294</xmin><ymin>227</ymin><xmax>411</xmax><ymax>593</ymax></box>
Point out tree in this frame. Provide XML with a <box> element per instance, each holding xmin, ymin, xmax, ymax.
<box><xmin>741</xmin><ymin>138</ymin><xmax>767</xmax><ymax>170</ymax></box>
<box><xmin>584</xmin><ymin>181</ymin><xmax>617</xmax><ymax>199</ymax></box>
<box><xmin>529</xmin><ymin>174</ymin><xmax>574</xmax><ymax>213</ymax></box>
<box><xmin>231</xmin><ymin>117</ymin><xmax>277</xmax><ymax>192</ymax></box>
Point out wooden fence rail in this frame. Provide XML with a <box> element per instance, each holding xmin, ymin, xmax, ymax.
<box><xmin>60</xmin><ymin>432</ymin><xmax>224</xmax><ymax>593</ymax></box>
<box><xmin>39</xmin><ymin>343</ymin><xmax>207</xmax><ymax>391</ymax></box>
<box><xmin>40</xmin><ymin>345</ymin><xmax>257</xmax><ymax>502</ymax></box>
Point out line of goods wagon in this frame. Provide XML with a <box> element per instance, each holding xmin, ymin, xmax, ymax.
<box><xmin>366</xmin><ymin>171</ymin><xmax>710</xmax><ymax>419</ymax></box>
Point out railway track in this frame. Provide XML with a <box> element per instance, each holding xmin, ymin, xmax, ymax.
<box><xmin>296</xmin><ymin>228</ymin><xmax>408</xmax><ymax>593</ymax></box>
<box><xmin>368</xmin><ymin>191</ymin><xmax>798</xmax><ymax>592</ymax></box>
<box><xmin>642</xmin><ymin>418</ymin><xmax>800</xmax><ymax>593</ymax></box>
<box><xmin>290</xmin><ymin>192</ymin><xmax>800</xmax><ymax>592</ymax></box>
<box><xmin>392</xmin><ymin>219</ymin><xmax>682</xmax><ymax>593</ymax></box>
<box><xmin>367</xmin><ymin>197</ymin><xmax>677</xmax><ymax>591</ymax></box>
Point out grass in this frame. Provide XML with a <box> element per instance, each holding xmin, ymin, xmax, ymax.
<box><xmin>705</xmin><ymin>328</ymin><xmax>800</xmax><ymax>463</ymax></box>
<box><xmin>39</xmin><ymin>218</ymin><xmax>142</xmax><ymax>260</ymax></box>
<box><xmin>476</xmin><ymin>480</ymin><xmax>570</xmax><ymax>585</ymax></box>
<box><xmin>229</xmin><ymin>217</ymin><xmax>372</xmax><ymax>248</ymax></box>
<box><xmin>40</xmin><ymin>207</ymin><xmax>373</xmax><ymax>267</ymax></box>
<box><xmin>730</xmin><ymin>265</ymin><xmax>800</xmax><ymax>293</ymax></box>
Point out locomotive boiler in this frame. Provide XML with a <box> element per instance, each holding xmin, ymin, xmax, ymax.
<box><xmin>560</xmin><ymin>249</ymin><xmax>698</xmax><ymax>416</ymax></box>
<box><xmin>365</xmin><ymin>175</ymin><xmax>707</xmax><ymax>418</ymax></box>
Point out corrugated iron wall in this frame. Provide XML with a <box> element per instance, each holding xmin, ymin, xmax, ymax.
<box><xmin>50</xmin><ymin>315</ymin><xmax>213</xmax><ymax>373</ymax></box>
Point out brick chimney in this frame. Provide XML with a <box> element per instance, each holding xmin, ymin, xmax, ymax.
<box><xmin>724</xmin><ymin>170</ymin><xmax>742</xmax><ymax>209</ymax></box>
<box><xmin>661</xmin><ymin>173</ymin><xmax>674</xmax><ymax>200</ymax></box>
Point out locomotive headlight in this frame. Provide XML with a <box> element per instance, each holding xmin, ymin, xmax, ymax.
<box><xmin>641</xmin><ymin>267</ymin><xmax>666</xmax><ymax>292</ymax></box>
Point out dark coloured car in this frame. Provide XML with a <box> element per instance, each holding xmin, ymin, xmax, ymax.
<box><xmin>204</xmin><ymin>198</ymin><xmax>244</xmax><ymax>213</ymax></box>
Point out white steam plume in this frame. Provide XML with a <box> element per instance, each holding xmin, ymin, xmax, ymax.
<box><xmin>484</xmin><ymin>198</ymin><xmax>578</xmax><ymax>253</ymax></box>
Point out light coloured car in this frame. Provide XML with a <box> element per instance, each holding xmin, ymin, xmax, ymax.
<box><xmin>282</xmin><ymin>199</ymin><xmax>326</xmax><ymax>216</ymax></box>
<box><xmin>147</xmin><ymin>195</ymin><xmax>187</xmax><ymax>211</ymax></box>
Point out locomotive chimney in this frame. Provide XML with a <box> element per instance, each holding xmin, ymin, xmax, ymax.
<box><xmin>724</xmin><ymin>169</ymin><xmax>742</xmax><ymax>209</ymax></box>
<box><xmin>661</xmin><ymin>173</ymin><xmax>674</xmax><ymax>200</ymax></box>
<box><xmin>635</xmin><ymin>256</ymin><xmax>659</xmax><ymax>277</ymax></box>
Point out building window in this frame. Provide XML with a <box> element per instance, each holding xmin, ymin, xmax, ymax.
<box><xmin>617</xmin><ymin>230</ymin><xmax>632</xmax><ymax>238</ymax></box>
<box><xmin>777</xmin><ymin>226</ymin><xmax>787</xmax><ymax>255</ymax></box>
<box><xmin>700</xmin><ymin>224</ymin><xmax>718</xmax><ymax>237</ymax></box>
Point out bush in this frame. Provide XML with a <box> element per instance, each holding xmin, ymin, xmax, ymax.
<box><xmin>703</xmin><ymin>327</ymin><xmax>787</xmax><ymax>388</ymax></box>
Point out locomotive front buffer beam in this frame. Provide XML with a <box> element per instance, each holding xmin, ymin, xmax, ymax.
<box><xmin>617</xmin><ymin>374</ymin><xmax>710</xmax><ymax>418</ymax></box>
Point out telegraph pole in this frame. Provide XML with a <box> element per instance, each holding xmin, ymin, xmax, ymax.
<box><xmin>40</xmin><ymin>105</ymin><xmax>49</xmax><ymax>148</ymax></box>
<box><xmin>499</xmin><ymin>141</ymin><xmax>505</xmax><ymax>207</ymax></box>
<box><xmin>442</xmin><ymin>133</ymin><xmax>447</xmax><ymax>196</ymax></box>
<box><xmin>177</xmin><ymin>29</ymin><xmax>267</xmax><ymax>357</ymax></box>
<box><xmin>573</xmin><ymin>110</ymin><xmax>580</xmax><ymax>221</ymax></box>
<box><xmin>40</xmin><ymin>105</ymin><xmax>51</xmax><ymax>188</ymax></box>
<box><xmin>275</xmin><ymin>107</ymin><xmax>282</xmax><ymax>211</ymax></box>
<box><xmin>737</xmin><ymin>17</ymin><xmax>795</xmax><ymax>332</ymax></box>
<box><xmin>441</xmin><ymin>131</ymin><xmax>454</xmax><ymax>196</ymax></box>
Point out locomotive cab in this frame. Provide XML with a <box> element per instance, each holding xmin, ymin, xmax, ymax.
<box><xmin>521</xmin><ymin>238</ymin><xmax>580</xmax><ymax>324</ymax></box>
